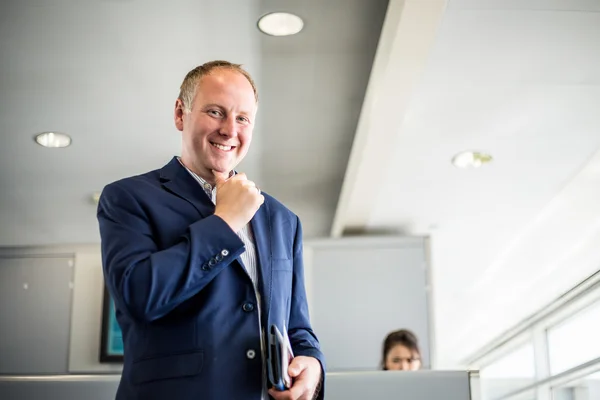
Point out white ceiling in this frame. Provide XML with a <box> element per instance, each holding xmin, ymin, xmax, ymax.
<box><xmin>333</xmin><ymin>0</ymin><xmax>600</xmax><ymax>367</ymax></box>
<box><xmin>0</xmin><ymin>0</ymin><xmax>388</xmax><ymax>245</ymax></box>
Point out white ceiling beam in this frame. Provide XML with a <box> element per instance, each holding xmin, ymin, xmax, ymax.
<box><xmin>331</xmin><ymin>0</ymin><xmax>447</xmax><ymax>237</ymax></box>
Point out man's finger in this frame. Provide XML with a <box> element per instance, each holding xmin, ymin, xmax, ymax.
<box><xmin>267</xmin><ymin>388</ymin><xmax>294</xmax><ymax>400</ymax></box>
<box><xmin>287</xmin><ymin>383</ymin><xmax>307</xmax><ymax>400</ymax></box>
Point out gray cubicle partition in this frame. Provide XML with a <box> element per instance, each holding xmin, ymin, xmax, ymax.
<box><xmin>0</xmin><ymin>371</ymin><xmax>479</xmax><ymax>400</ymax></box>
<box><xmin>0</xmin><ymin>375</ymin><xmax>119</xmax><ymax>400</ymax></box>
<box><xmin>327</xmin><ymin>370</ymin><xmax>477</xmax><ymax>400</ymax></box>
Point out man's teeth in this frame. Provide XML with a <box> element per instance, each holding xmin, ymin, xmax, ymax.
<box><xmin>212</xmin><ymin>143</ymin><xmax>232</xmax><ymax>151</ymax></box>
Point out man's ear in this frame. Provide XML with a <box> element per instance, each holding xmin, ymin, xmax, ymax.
<box><xmin>174</xmin><ymin>98</ymin><xmax>185</xmax><ymax>131</ymax></box>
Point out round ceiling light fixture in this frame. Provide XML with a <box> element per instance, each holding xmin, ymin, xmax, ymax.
<box><xmin>257</xmin><ymin>12</ymin><xmax>304</xmax><ymax>36</ymax></box>
<box><xmin>452</xmin><ymin>150</ymin><xmax>493</xmax><ymax>169</ymax></box>
<box><xmin>92</xmin><ymin>192</ymin><xmax>102</xmax><ymax>205</ymax></box>
<box><xmin>34</xmin><ymin>131</ymin><xmax>72</xmax><ymax>148</ymax></box>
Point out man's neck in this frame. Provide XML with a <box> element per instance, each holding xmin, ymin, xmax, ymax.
<box><xmin>178</xmin><ymin>157</ymin><xmax>216</xmax><ymax>186</ymax></box>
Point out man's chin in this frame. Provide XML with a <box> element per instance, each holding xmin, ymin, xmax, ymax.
<box><xmin>213</xmin><ymin>160</ymin><xmax>238</xmax><ymax>172</ymax></box>
<box><xmin>210</xmin><ymin>165</ymin><xmax>232</xmax><ymax>174</ymax></box>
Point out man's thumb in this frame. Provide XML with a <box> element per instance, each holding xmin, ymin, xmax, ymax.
<box><xmin>212</xmin><ymin>170</ymin><xmax>228</xmax><ymax>186</ymax></box>
<box><xmin>288</xmin><ymin>359</ymin><xmax>305</xmax><ymax>378</ymax></box>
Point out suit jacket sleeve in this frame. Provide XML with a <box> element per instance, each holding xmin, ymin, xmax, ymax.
<box><xmin>288</xmin><ymin>216</ymin><xmax>326</xmax><ymax>399</ymax></box>
<box><xmin>97</xmin><ymin>180</ymin><xmax>245</xmax><ymax>322</ymax></box>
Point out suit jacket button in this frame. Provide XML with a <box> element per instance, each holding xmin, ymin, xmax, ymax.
<box><xmin>201</xmin><ymin>264</ymin><xmax>209</xmax><ymax>271</ymax></box>
<box><xmin>221</xmin><ymin>249</ymin><xmax>229</xmax><ymax>257</ymax></box>
<box><xmin>208</xmin><ymin>258</ymin><xmax>216</xmax><ymax>267</ymax></box>
<box><xmin>242</xmin><ymin>302</ymin><xmax>255</xmax><ymax>312</ymax></box>
<box><xmin>246</xmin><ymin>349</ymin><xmax>256</xmax><ymax>359</ymax></box>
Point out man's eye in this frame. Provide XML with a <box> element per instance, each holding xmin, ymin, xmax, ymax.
<box><xmin>208</xmin><ymin>110</ymin><xmax>222</xmax><ymax>117</ymax></box>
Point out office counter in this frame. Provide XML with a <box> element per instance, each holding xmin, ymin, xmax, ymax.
<box><xmin>0</xmin><ymin>370</ymin><xmax>479</xmax><ymax>400</ymax></box>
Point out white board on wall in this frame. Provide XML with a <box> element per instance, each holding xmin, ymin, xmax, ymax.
<box><xmin>304</xmin><ymin>236</ymin><xmax>431</xmax><ymax>371</ymax></box>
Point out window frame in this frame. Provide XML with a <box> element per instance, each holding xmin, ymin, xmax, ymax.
<box><xmin>466</xmin><ymin>270</ymin><xmax>600</xmax><ymax>400</ymax></box>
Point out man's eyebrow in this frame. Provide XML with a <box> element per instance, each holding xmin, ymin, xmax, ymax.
<box><xmin>202</xmin><ymin>103</ymin><xmax>225</xmax><ymax>109</ymax></box>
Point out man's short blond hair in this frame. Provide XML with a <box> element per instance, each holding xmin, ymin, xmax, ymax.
<box><xmin>178</xmin><ymin>60</ymin><xmax>258</xmax><ymax>113</ymax></box>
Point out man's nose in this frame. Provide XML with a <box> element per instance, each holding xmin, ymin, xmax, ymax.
<box><xmin>219</xmin><ymin>116</ymin><xmax>237</xmax><ymax>137</ymax></box>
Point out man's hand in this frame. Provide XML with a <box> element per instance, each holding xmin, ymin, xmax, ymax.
<box><xmin>268</xmin><ymin>356</ymin><xmax>322</xmax><ymax>400</ymax></box>
<box><xmin>212</xmin><ymin>171</ymin><xmax>264</xmax><ymax>233</ymax></box>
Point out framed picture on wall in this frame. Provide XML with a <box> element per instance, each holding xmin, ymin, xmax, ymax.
<box><xmin>100</xmin><ymin>284</ymin><xmax>124</xmax><ymax>363</ymax></box>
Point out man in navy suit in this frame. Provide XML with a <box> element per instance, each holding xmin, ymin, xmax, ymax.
<box><xmin>98</xmin><ymin>60</ymin><xmax>324</xmax><ymax>400</ymax></box>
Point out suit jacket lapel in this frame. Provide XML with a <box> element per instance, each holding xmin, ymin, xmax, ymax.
<box><xmin>251</xmin><ymin>201</ymin><xmax>272</xmax><ymax>319</ymax></box>
<box><xmin>159</xmin><ymin>157</ymin><xmax>215</xmax><ymax>218</ymax></box>
<box><xmin>161</xmin><ymin>157</ymin><xmax>272</xmax><ymax>317</ymax></box>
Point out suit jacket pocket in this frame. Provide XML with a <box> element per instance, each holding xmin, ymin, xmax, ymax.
<box><xmin>131</xmin><ymin>350</ymin><xmax>203</xmax><ymax>384</ymax></box>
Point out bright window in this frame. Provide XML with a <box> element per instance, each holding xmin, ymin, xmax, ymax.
<box><xmin>480</xmin><ymin>343</ymin><xmax>536</xmax><ymax>399</ymax></box>
<box><xmin>551</xmin><ymin>368</ymin><xmax>600</xmax><ymax>400</ymax></box>
<box><xmin>481</xmin><ymin>343</ymin><xmax>536</xmax><ymax>379</ymax></box>
<box><xmin>547</xmin><ymin>301</ymin><xmax>600</xmax><ymax>375</ymax></box>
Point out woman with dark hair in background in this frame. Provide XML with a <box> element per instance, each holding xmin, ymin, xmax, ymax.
<box><xmin>381</xmin><ymin>329</ymin><xmax>422</xmax><ymax>371</ymax></box>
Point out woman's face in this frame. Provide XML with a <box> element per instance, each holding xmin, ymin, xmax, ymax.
<box><xmin>385</xmin><ymin>344</ymin><xmax>421</xmax><ymax>371</ymax></box>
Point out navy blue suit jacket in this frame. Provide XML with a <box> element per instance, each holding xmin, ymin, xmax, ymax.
<box><xmin>97</xmin><ymin>157</ymin><xmax>325</xmax><ymax>400</ymax></box>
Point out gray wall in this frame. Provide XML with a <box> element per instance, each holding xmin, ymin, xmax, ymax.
<box><xmin>0</xmin><ymin>237</ymin><xmax>431</xmax><ymax>375</ymax></box>
<box><xmin>0</xmin><ymin>255</ymin><xmax>74</xmax><ymax>374</ymax></box>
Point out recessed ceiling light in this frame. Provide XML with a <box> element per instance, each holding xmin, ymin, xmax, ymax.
<box><xmin>257</xmin><ymin>12</ymin><xmax>304</xmax><ymax>36</ymax></box>
<box><xmin>92</xmin><ymin>192</ymin><xmax>102</xmax><ymax>205</ymax></box>
<box><xmin>452</xmin><ymin>151</ymin><xmax>493</xmax><ymax>169</ymax></box>
<box><xmin>34</xmin><ymin>131</ymin><xmax>71</xmax><ymax>148</ymax></box>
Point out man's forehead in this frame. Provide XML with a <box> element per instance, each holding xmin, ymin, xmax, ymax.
<box><xmin>195</xmin><ymin>72</ymin><xmax>256</xmax><ymax>108</ymax></box>
<box><xmin>200</xmin><ymin>70</ymin><xmax>252</xmax><ymax>92</ymax></box>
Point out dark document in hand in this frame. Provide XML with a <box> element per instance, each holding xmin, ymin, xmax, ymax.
<box><xmin>267</xmin><ymin>324</ymin><xmax>294</xmax><ymax>391</ymax></box>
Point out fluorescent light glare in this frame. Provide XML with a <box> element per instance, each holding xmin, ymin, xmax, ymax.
<box><xmin>35</xmin><ymin>131</ymin><xmax>71</xmax><ymax>148</ymax></box>
<box><xmin>452</xmin><ymin>151</ymin><xmax>493</xmax><ymax>169</ymax></box>
<box><xmin>258</xmin><ymin>12</ymin><xmax>304</xmax><ymax>36</ymax></box>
